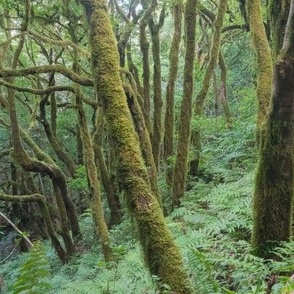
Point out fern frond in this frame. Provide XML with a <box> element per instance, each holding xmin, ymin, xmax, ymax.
<box><xmin>11</xmin><ymin>242</ymin><xmax>52</xmax><ymax>294</ymax></box>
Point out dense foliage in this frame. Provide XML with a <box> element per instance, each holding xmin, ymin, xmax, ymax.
<box><xmin>1</xmin><ymin>0</ymin><xmax>294</xmax><ymax>293</ymax></box>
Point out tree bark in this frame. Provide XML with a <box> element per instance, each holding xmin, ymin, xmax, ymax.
<box><xmin>149</xmin><ymin>7</ymin><xmax>165</xmax><ymax>171</ymax></box>
<box><xmin>218</xmin><ymin>52</ymin><xmax>233</xmax><ymax>129</ymax></box>
<box><xmin>139</xmin><ymin>0</ymin><xmax>157</xmax><ymax>134</ymax></box>
<box><xmin>92</xmin><ymin>107</ymin><xmax>123</xmax><ymax>227</ymax></box>
<box><xmin>190</xmin><ymin>0</ymin><xmax>228</xmax><ymax>177</ymax></box>
<box><xmin>172</xmin><ymin>0</ymin><xmax>197</xmax><ymax>207</ymax></box>
<box><xmin>121</xmin><ymin>70</ymin><xmax>162</xmax><ymax>207</ymax></box>
<box><xmin>79</xmin><ymin>0</ymin><xmax>193</xmax><ymax>291</ymax></box>
<box><xmin>76</xmin><ymin>91</ymin><xmax>113</xmax><ymax>262</ymax></box>
<box><xmin>247</xmin><ymin>0</ymin><xmax>273</xmax><ymax>145</ymax></box>
<box><xmin>252</xmin><ymin>0</ymin><xmax>294</xmax><ymax>258</ymax></box>
<box><xmin>163</xmin><ymin>4</ymin><xmax>183</xmax><ymax>186</ymax></box>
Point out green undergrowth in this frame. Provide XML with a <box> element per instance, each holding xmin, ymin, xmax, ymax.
<box><xmin>1</xmin><ymin>112</ymin><xmax>293</xmax><ymax>293</ymax></box>
<box><xmin>1</xmin><ymin>172</ymin><xmax>294</xmax><ymax>293</ymax></box>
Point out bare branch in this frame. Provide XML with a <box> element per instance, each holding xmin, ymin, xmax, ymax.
<box><xmin>0</xmin><ymin>211</ymin><xmax>34</xmax><ymax>247</ymax></box>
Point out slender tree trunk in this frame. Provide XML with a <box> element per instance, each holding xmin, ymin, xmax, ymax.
<box><xmin>139</xmin><ymin>0</ymin><xmax>156</xmax><ymax>134</ymax></box>
<box><xmin>190</xmin><ymin>0</ymin><xmax>228</xmax><ymax>177</ymax></box>
<box><xmin>172</xmin><ymin>0</ymin><xmax>197</xmax><ymax>208</ymax></box>
<box><xmin>247</xmin><ymin>0</ymin><xmax>273</xmax><ymax>145</ymax></box>
<box><xmin>269</xmin><ymin>0</ymin><xmax>291</xmax><ymax>58</ymax></box>
<box><xmin>149</xmin><ymin>7</ymin><xmax>165</xmax><ymax>171</ymax></box>
<box><xmin>213</xmin><ymin>71</ymin><xmax>220</xmax><ymax>116</ymax></box>
<box><xmin>218</xmin><ymin>52</ymin><xmax>233</xmax><ymax>129</ymax></box>
<box><xmin>76</xmin><ymin>125</ymin><xmax>84</xmax><ymax>165</ymax></box>
<box><xmin>19</xmin><ymin>128</ymin><xmax>81</xmax><ymax>241</ymax></box>
<box><xmin>79</xmin><ymin>1</ymin><xmax>193</xmax><ymax>292</ymax></box>
<box><xmin>163</xmin><ymin>3</ymin><xmax>183</xmax><ymax>186</ymax></box>
<box><xmin>127</xmin><ymin>43</ymin><xmax>144</xmax><ymax>101</ymax></box>
<box><xmin>252</xmin><ymin>0</ymin><xmax>294</xmax><ymax>258</ymax></box>
<box><xmin>92</xmin><ymin>107</ymin><xmax>122</xmax><ymax>227</ymax></box>
<box><xmin>121</xmin><ymin>70</ymin><xmax>162</xmax><ymax>207</ymax></box>
<box><xmin>76</xmin><ymin>91</ymin><xmax>113</xmax><ymax>262</ymax></box>
<box><xmin>39</xmin><ymin>84</ymin><xmax>77</xmax><ymax>177</ymax></box>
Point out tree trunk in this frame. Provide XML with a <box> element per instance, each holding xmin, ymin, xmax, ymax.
<box><xmin>269</xmin><ymin>0</ymin><xmax>291</xmax><ymax>57</ymax></box>
<box><xmin>247</xmin><ymin>0</ymin><xmax>273</xmax><ymax>145</ymax></box>
<box><xmin>172</xmin><ymin>0</ymin><xmax>197</xmax><ymax>208</ymax></box>
<box><xmin>121</xmin><ymin>70</ymin><xmax>162</xmax><ymax>207</ymax></box>
<box><xmin>76</xmin><ymin>91</ymin><xmax>113</xmax><ymax>262</ymax></box>
<box><xmin>139</xmin><ymin>0</ymin><xmax>156</xmax><ymax>134</ymax></box>
<box><xmin>92</xmin><ymin>107</ymin><xmax>122</xmax><ymax>227</ymax></box>
<box><xmin>252</xmin><ymin>0</ymin><xmax>294</xmax><ymax>258</ymax></box>
<box><xmin>79</xmin><ymin>0</ymin><xmax>193</xmax><ymax>292</ymax></box>
<box><xmin>163</xmin><ymin>4</ymin><xmax>183</xmax><ymax>186</ymax></box>
<box><xmin>149</xmin><ymin>7</ymin><xmax>165</xmax><ymax>171</ymax></box>
<box><xmin>190</xmin><ymin>0</ymin><xmax>228</xmax><ymax>177</ymax></box>
<box><xmin>218</xmin><ymin>52</ymin><xmax>233</xmax><ymax>129</ymax></box>
<box><xmin>39</xmin><ymin>83</ymin><xmax>77</xmax><ymax>177</ymax></box>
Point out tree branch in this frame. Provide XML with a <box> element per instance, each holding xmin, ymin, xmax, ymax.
<box><xmin>0</xmin><ymin>65</ymin><xmax>93</xmax><ymax>86</ymax></box>
<box><xmin>0</xmin><ymin>211</ymin><xmax>34</xmax><ymax>247</ymax></box>
<box><xmin>0</xmin><ymin>78</ymin><xmax>76</xmax><ymax>94</ymax></box>
<box><xmin>27</xmin><ymin>30</ymin><xmax>91</xmax><ymax>58</ymax></box>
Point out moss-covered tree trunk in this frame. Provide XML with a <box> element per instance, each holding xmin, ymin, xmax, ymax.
<box><xmin>163</xmin><ymin>3</ymin><xmax>183</xmax><ymax>186</ymax></box>
<box><xmin>149</xmin><ymin>8</ymin><xmax>165</xmax><ymax>171</ymax></box>
<box><xmin>76</xmin><ymin>91</ymin><xmax>113</xmax><ymax>262</ymax></box>
<box><xmin>92</xmin><ymin>107</ymin><xmax>122</xmax><ymax>227</ymax></box>
<box><xmin>121</xmin><ymin>70</ymin><xmax>162</xmax><ymax>207</ymax></box>
<box><xmin>247</xmin><ymin>0</ymin><xmax>273</xmax><ymax>145</ymax></box>
<box><xmin>252</xmin><ymin>0</ymin><xmax>294</xmax><ymax>258</ymax></box>
<box><xmin>139</xmin><ymin>0</ymin><xmax>156</xmax><ymax>134</ymax></box>
<box><xmin>189</xmin><ymin>0</ymin><xmax>227</xmax><ymax>177</ymax></box>
<box><xmin>79</xmin><ymin>0</ymin><xmax>193</xmax><ymax>292</ymax></box>
<box><xmin>269</xmin><ymin>0</ymin><xmax>291</xmax><ymax>58</ymax></box>
<box><xmin>218</xmin><ymin>52</ymin><xmax>233</xmax><ymax>129</ymax></box>
<box><xmin>172</xmin><ymin>0</ymin><xmax>197</xmax><ymax>208</ymax></box>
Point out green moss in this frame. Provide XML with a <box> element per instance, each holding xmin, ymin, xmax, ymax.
<box><xmin>252</xmin><ymin>118</ymin><xmax>294</xmax><ymax>258</ymax></box>
<box><xmin>247</xmin><ymin>0</ymin><xmax>273</xmax><ymax>144</ymax></box>
<box><xmin>269</xmin><ymin>0</ymin><xmax>290</xmax><ymax>58</ymax></box>
<box><xmin>80</xmin><ymin>0</ymin><xmax>194</xmax><ymax>291</ymax></box>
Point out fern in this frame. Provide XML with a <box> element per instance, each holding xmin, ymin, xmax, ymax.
<box><xmin>11</xmin><ymin>242</ymin><xmax>52</xmax><ymax>294</ymax></box>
